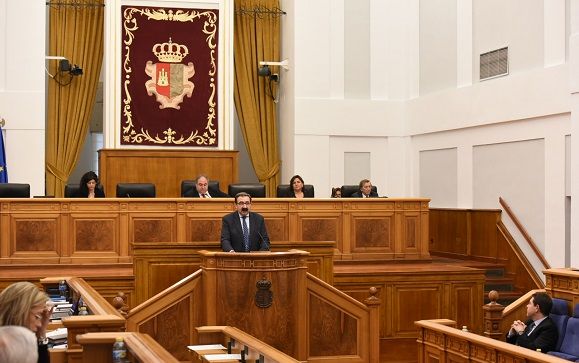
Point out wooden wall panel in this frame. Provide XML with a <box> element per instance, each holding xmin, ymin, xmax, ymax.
<box><xmin>14</xmin><ymin>218</ymin><xmax>58</xmax><ymax>252</ymax></box>
<box><xmin>301</xmin><ymin>217</ymin><xmax>337</xmax><ymax>242</ymax></box>
<box><xmin>132</xmin><ymin>217</ymin><xmax>174</xmax><ymax>243</ymax></box>
<box><xmin>335</xmin><ymin>266</ymin><xmax>485</xmax><ymax>361</ymax></box>
<box><xmin>309</xmin><ymin>294</ymin><xmax>358</xmax><ymax>356</ymax></box>
<box><xmin>98</xmin><ymin>149</ymin><xmax>239</xmax><ymax>198</ymax></box>
<box><xmin>189</xmin><ymin>219</ymin><xmax>221</xmax><ymax>242</ymax></box>
<box><xmin>394</xmin><ymin>286</ymin><xmax>441</xmax><ymax>334</ymax></box>
<box><xmin>354</xmin><ymin>216</ymin><xmax>392</xmax><ymax>249</ymax></box>
<box><xmin>73</xmin><ymin>219</ymin><xmax>116</xmax><ymax>252</ymax></box>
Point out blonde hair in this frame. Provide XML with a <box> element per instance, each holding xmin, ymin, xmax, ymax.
<box><xmin>0</xmin><ymin>282</ymin><xmax>48</xmax><ymax>327</ymax></box>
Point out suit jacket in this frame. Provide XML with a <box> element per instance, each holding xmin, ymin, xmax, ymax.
<box><xmin>76</xmin><ymin>187</ymin><xmax>105</xmax><ymax>198</ymax></box>
<box><xmin>506</xmin><ymin>317</ymin><xmax>558</xmax><ymax>352</ymax></box>
<box><xmin>183</xmin><ymin>188</ymin><xmax>229</xmax><ymax>198</ymax></box>
<box><xmin>221</xmin><ymin>211</ymin><xmax>270</xmax><ymax>252</ymax></box>
<box><xmin>38</xmin><ymin>343</ymin><xmax>49</xmax><ymax>363</ymax></box>
<box><xmin>351</xmin><ymin>191</ymin><xmax>379</xmax><ymax>198</ymax></box>
<box><xmin>279</xmin><ymin>188</ymin><xmax>314</xmax><ymax>198</ymax></box>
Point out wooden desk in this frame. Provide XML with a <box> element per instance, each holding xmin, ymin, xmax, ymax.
<box><xmin>0</xmin><ymin>197</ymin><xmax>429</xmax><ymax>265</ymax></box>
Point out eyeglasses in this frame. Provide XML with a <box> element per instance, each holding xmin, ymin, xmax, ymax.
<box><xmin>236</xmin><ymin>201</ymin><xmax>251</xmax><ymax>206</ymax></box>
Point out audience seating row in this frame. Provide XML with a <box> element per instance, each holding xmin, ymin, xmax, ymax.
<box><xmin>548</xmin><ymin>299</ymin><xmax>579</xmax><ymax>361</ymax></box>
<box><xmin>0</xmin><ymin>181</ymin><xmax>378</xmax><ymax>198</ymax></box>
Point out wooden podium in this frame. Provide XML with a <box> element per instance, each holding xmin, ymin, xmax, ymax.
<box><xmin>199</xmin><ymin>250</ymin><xmax>309</xmax><ymax>359</ymax></box>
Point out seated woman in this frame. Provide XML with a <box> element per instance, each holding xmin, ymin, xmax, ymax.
<box><xmin>78</xmin><ymin>171</ymin><xmax>105</xmax><ymax>198</ymax></box>
<box><xmin>331</xmin><ymin>187</ymin><xmax>342</xmax><ymax>198</ymax></box>
<box><xmin>0</xmin><ymin>281</ymin><xmax>53</xmax><ymax>363</ymax></box>
<box><xmin>285</xmin><ymin>175</ymin><xmax>313</xmax><ymax>198</ymax></box>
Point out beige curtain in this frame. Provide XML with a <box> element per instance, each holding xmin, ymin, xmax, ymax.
<box><xmin>46</xmin><ymin>2</ymin><xmax>104</xmax><ymax>197</ymax></box>
<box><xmin>234</xmin><ymin>0</ymin><xmax>281</xmax><ymax>196</ymax></box>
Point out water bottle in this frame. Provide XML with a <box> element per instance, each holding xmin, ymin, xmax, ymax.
<box><xmin>58</xmin><ymin>280</ymin><xmax>68</xmax><ymax>300</ymax></box>
<box><xmin>112</xmin><ymin>337</ymin><xmax>128</xmax><ymax>363</ymax></box>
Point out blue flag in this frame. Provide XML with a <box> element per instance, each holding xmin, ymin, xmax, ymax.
<box><xmin>0</xmin><ymin>126</ymin><xmax>7</xmax><ymax>183</ymax></box>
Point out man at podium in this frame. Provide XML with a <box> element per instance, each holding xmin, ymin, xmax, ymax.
<box><xmin>221</xmin><ymin>192</ymin><xmax>270</xmax><ymax>252</ymax></box>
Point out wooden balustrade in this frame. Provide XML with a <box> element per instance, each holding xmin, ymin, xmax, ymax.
<box><xmin>40</xmin><ymin>277</ymin><xmax>126</xmax><ymax>363</ymax></box>
<box><xmin>195</xmin><ymin>326</ymin><xmax>304</xmax><ymax>363</ymax></box>
<box><xmin>416</xmin><ymin>319</ymin><xmax>570</xmax><ymax>363</ymax></box>
<box><xmin>76</xmin><ymin>332</ymin><xmax>179</xmax><ymax>363</ymax></box>
<box><xmin>124</xmin><ymin>250</ymin><xmax>380</xmax><ymax>362</ymax></box>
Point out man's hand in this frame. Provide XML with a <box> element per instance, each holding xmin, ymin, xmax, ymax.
<box><xmin>511</xmin><ymin>320</ymin><xmax>526</xmax><ymax>335</ymax></box>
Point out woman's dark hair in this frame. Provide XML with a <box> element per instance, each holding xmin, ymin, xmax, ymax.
<box><xmin>288</xmin><ymin>175</ymin><xmax>304</xmax><ymax>195</ymax></box>
<box><xmin>331</xmin><ymin>187</ymin><xmax>341</xmax><ymax>198</ymax></box>
<box><xmin>78</xmin><ymin>171</ymin><xmax>99</xmax><ymax>197</ymax></box>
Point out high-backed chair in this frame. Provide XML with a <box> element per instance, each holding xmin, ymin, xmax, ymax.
<box><xmin>0</xmin><ymin>183</ymin><xmax>30</xmax><ymax>198</ymax></box>
<box><xmin>550</xmin><ymin>298</ymin><xmax>571</xmax><ymax>351</ymax></box>
<box><xmin>116</xmin><ymin>183</ymin><xmax>156</xmax><ymax>198</ymax></box>
<box><xmin>181</xmin><ymin>180</ymin><xmax>221</xmax><ymax>197</ymax></box>
<box><xmin>228</xmin><ymin>183</ymin><xmax>266</xmax><ymax>198</ymax></box>
<box><xmin>548</xmin><ymin>303</ymin><xmax>579</xmax><ymax>359</ymax></box>
<box><xmin>276</xmin><ymin>184</ymin><xmax>315</xmax><ymax>198</ymax></box>
<box><xmin>64</xmin><ymin>184</ymin><xmax>105</xmax><ymax>198</ymax></box>
<box><xmin>340</xmin><ymin>185</ymin><xmax>378</xmax><ymax>198</ymax></box>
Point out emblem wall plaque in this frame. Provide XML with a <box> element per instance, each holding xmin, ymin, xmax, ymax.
<box><xmin>121</xmin><ymin>6</ymin><xmax>219</xmax><ymax>146</ymax></box>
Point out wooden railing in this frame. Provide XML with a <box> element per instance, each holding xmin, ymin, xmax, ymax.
<box><xmin>196</xmin><ymin>326</ymin><xmax>304</xmax><ymax>363</ymax></box>
<box><xmin>76</xmin><ymin>332</ymin><xmax>179</xmax><ymax>363</ymax></box>
<box><xmin>306</xmin><ymin>274</ymin><xmax>380</xmax><ymax>362</ymax></box>
<box><xmin>499</xmin><ymin>197</ymin><xmax>551</xmax><ymax>271</ymax></box>
<box><xmin>416</xmin><ymin>319</ymin><xmax>569</xmax><ymax>363</ymax></box>
<box><xmin>123</xmin><ymin>251</ymin><xmax>380</xmax><ymax>362</ymax></box>
<box><xmin>40</xmin><ymin>277</ymin><xmax>126</xmax><ymax>363</ymax></box>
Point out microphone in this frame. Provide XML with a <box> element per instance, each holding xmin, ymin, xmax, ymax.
<box><xmin>257</xmin><ymin>232</ymin><xmax>270</xmax><ymax>251</ymax></box>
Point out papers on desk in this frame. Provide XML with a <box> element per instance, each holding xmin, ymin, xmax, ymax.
<box><xmin>202</xmin><ymin>353</ymin><xmax>242</xmax><ymax>362</ymax></box>
<box><xmin>46</xmin><ymin>327</ymin><xmax>68</xmax><ymax>346</ymax></box>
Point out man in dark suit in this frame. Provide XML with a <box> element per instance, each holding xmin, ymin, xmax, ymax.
<box><xmin>351</xmin><ymin>179</ymin><xmax>379</xmax><ymax>198</ymax></box>
<box><xmin>183</xmin><ymin>175</ymin><xmax>229</xmax><ymax>198</ymax></box>
<box><xmin>221</xmin><ymin>192</ymin><xmax>270</xmax><ymax>252</ymax></box>
<box><xmin>506</xmin><ymin>292</ymin><xmax>558</xmax><ymax>352</ymax></box>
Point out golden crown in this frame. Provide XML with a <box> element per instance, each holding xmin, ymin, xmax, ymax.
<box><xmin>152</xmin><ymin>38</ymin><xmax>188</xmax><ymax>63</ymax></box>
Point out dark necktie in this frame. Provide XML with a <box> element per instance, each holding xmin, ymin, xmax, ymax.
<box><xmin>242</xmin><ymin>216</ymin><xmax>249</xmax><ymax>252</ymax></box>
<box><xmin>527</xmin><ymin>322</ymin><xmax>536</xmax><ymax>335</ymax></box>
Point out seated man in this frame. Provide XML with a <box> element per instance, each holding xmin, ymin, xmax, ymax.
<box><xmin>351</xmin><ymin>179</ymin><xmax>379</xmax><ymax>198</ymax></box>
<box><xmin>220</xmin><ymin>192</ymin><xmax>270</xmax><ymax>252</ymax></box>
<box><xmin>506</xmin><ymin>292</ymin><xmax>558</xmax><ymax>352</ymax></box>
<box><xmin>184</xmin><ymin>175</ymin><xmax>229</xmax><ymax>198</ymax></box>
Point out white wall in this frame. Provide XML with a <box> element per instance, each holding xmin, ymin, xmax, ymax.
<box><xmin>419</xmin><ymin>148</ymin><xmax>457</xmax><ymax>207</ymax></box>
<box><xmin>0</xmin><ymin>0</ymin><xmax>46</xmax><ymax>196</ymax></box>
<box><xmin>473</xmin><ymin>0</ymin><xmax>544</xmax><ymax>80</ymax></box>
<box><xmin>419</xmin><ymin>0</ymin><xmax>457</xmax><ymax>95</ymax></box>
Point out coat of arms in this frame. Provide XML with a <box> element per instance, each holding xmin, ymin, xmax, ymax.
<box><xmin>145</xmin><ymin>38</ymin><xmax>195</xmax><ymax>109</ymax></box>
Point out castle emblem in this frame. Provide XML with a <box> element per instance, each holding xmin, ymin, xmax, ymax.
<box><xmin>145</xmin><ymin>38</ymin><xmax>195</xmax><ymax>109</ymax></box>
